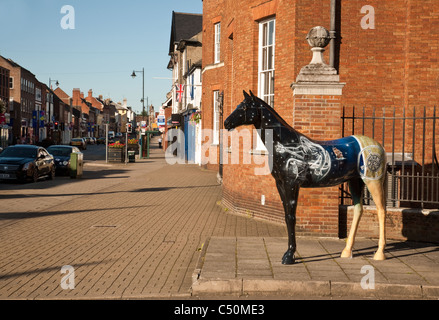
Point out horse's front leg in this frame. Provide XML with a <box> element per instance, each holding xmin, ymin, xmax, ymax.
<box><xmin>282</xmin><ymin>184</ymin><xmax>300</xmax><ymax>265</ymax></box>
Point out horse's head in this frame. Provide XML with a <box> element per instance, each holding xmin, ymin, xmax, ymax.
<box><xmin>224</xmin><ymin>91</ymin><xmax>261</xmax><ymax>131</ymax></box>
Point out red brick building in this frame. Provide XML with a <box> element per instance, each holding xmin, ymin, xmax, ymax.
<box><xmin>0</xmin><ymin>65</ymin><xmax>10</xmax><ymax>148</ymax></box>
<box><xmin>201</xmin><ymin>0</ymin><xmax>439</xmax><ymax>241</ymax></box>
<box><xmin>0</xmin><ymin>66</ymin><xmax>9</xmax><ymax>106</ymax></box>
<box><xmin>0</xmin><ymin>56</ymin><xmax>38</xmax><ymax>143</ymax></box>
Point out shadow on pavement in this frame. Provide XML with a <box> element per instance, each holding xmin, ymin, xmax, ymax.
<box><xmin>0</xmin><ymin>184</ymin><xmax>219</xmax><ymax>200</ymax></box>
<box><xmin>297</xmin><ymin>241</ymin><xmax>439</xmax><ymax>264</ymax></box>
<box><xmin>0</xmin><ymin>259</ymin><xmax>114</xmax><ymax>280</ymax></box>
<box><xmin>0</xmin><ymin>205</ymin><xmax>157</xmax><ymax>220</ymax></box>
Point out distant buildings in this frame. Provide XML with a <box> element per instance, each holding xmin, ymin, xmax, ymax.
<box><xmin>0</xmin><ymin>54</ymin><xmax>135</xmax><ymax>147</ymax></box>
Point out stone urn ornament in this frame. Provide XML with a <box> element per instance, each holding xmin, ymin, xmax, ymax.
<box><xmin>296</xmin><ymin>26</ymin><xmax>339</xmax><ymax>83</ymax></box>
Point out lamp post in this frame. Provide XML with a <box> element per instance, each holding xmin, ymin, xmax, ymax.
<box><xmin>131</xmin><ymin>68</ymin><xmax>145</xmax><ymax>158</ymax></box>
<box><xmin>48</xmin><ymin>78</ymin><xmax>60</xmax><ymax>140</ymax></box>
<box><xmin>49</xmin><ymin>78</ymin><xmax>59</xmax><ymax>89</ymax></box>
<box><xmin>131</xmin><ymin>68</ymin><xmax>145</xmax><ymax>123</ymax></box>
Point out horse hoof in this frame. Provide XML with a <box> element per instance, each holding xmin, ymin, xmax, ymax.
<box><xmin>340</xmin><ymin>249</ymin><xmax>353</xmax><ymax>259</ymax></box>
<box><xmin>373</xmin><ymin>251</ymin><xmax>386</xmax><ymax>261</ymax></box>
<box><xmin>282</xmin><ymin>252</ymin><xmax>295</xmax><ymax>265</ymax></box>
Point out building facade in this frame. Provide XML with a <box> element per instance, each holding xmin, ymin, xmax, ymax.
<box><xmin>168</xmin><ymin>11</ymin><xmax>203</xmax><ymax>164</ymax></box>
<box><xmin>0</xmin><ymin>57</ymin><xmax>38</xmax><ymax>144</ymax></box>
<box><xmin>54</xmin><ymin>87</ymin><xmax>73</xmax><ymax>144</ymax></box>
<box><xmin>201</xmin><ymin>0</ymin><xmax>439</xmax><ymax>241</ymax></box>
<box><xmin>0</xmin><ymin>66</ymin><xmax>10</xmax><ymax>148</ymax></box>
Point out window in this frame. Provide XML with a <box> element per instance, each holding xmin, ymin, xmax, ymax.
<box><xmin>214</xmin><ymin>23</ymin><xmax>221</xmax><ymax>63</ymax></box>
<box><xmin>256</xmin><ymin>18</ymin><xmax>275</xmax><ymax>151</ymax></box>
<box><xmin>258</xmin><ymin>18</ymin><xmax>275</xmax><ymax>107</ymax></box>
<box><xmin>213</xmin><ymin>91</ymin><xmax>220</xmax><ymax>145</ymax></box>
<box><xmin>9</xmin><ymin>77</ymin><xmax>14</xmax><ymax>89</ymax></box>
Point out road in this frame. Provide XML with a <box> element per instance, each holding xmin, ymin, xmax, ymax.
<box><xmin>0</xmin><ymin>143</ymin><xmax>131</xmax><ymax>217</ymax></box>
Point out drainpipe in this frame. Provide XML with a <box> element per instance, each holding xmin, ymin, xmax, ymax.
<box><xmin>329</xmin><ymin>0</ymin><xmax>336</xmax><ymax>68</ymax></box>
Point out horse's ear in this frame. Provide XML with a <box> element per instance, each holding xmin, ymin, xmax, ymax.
<box><xmin>248</xmin><ymin>90</ymin><xmax>258</xmax><ymax>103</ymax></box>
<box><xmin>243</xmin><ymin>91</ymin><xmax>250</xmax><ymax>100</ymax></box>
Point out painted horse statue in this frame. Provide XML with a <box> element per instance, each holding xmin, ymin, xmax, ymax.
<box><xmin>224</xmin><ymin>91</ymin><xmax>387</xmax><ymax>265</ymax></box>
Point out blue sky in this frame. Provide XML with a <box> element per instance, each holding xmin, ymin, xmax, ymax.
<box><xmin>0</xmin><ymin>0</ymin><xmax>203</xmax><ymax>114</ymax></box>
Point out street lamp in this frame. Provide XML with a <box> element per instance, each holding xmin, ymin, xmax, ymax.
<box><xmin>49</xmin><ymin>78</ymin><xmax>59</xmax><ymax>89</ymax></box>
<box><xmin>47</xmin><ymin>78</ymin><xmax>60</xmax><ymax>137</ymax></box>
<box><xmin>131</xmin><ymin>68</ymin><xmax>145</xmax><ymax>123</ymax></box>
<box><xmin>131</xmin><ymin>68</ymin><xmax>147</xmax><ymax>159</ymax></box>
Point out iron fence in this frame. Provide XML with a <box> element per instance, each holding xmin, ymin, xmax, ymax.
<box><xmin>340</xmin><ymin>106</ymin><xmax>439</xmax><ymax>209</ymax></box>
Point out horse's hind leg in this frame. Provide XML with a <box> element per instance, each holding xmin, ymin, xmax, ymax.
<box><xmin>341</xmin><ymin>178</ymin><xmax>365</xmax><ymax>258</ymax></box>
<box><xmin>365</xmin><ymin>179</ymin><xmax>387</xmax><ymax>260</ymax></box>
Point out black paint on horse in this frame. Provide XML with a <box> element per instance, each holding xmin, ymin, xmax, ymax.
<box><xmin>224</xmin><ymin>91</ymin><xmax>387</xmax><ymax>264</ymax></box>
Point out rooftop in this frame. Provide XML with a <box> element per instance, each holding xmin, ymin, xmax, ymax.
<box><xmin>169</xmin><ymin>11</ymin><xmax>203</xmax><ymax>55</ymax></box>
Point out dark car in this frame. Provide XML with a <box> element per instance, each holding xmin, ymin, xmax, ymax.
<box><xmin>0</xmin><ymin>145</ymin><xmax>55</xmax><ymax>183</ymax></box>
<box><xmin>47</xmin><ymin>145</ymin><xmax>82</xmax><ymax>176</ymax></box>
<box><xmin>97</xmin><ymin>137</ymin><xmax>106</xmax><ymax>144</ymax></box>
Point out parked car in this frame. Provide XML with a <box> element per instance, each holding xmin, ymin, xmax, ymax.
<box><xmin>71</xmin><ymin>138</ymin><xmax>86</xmax><ymax>150</ymax></box>
<box><xmin>0</xmin><ymin>147</ymin><xmax>3</xmax><ymax>153</ymax></box>
<box><xmin>97</xmin><ymin>137</ymin><xmax>106</xmax><ymax>144</ymax></box>
<box><xmin>47</xmin><ymin>145</ymin><xmax>82</xmax><ymax>176</ymax></box>
<box><xmin>90</xmin><ymin>137</ymin><xmax>97</xmax><ymax>144</ymax></box>
<box><xmin>0</xmin><ymin>145</ymin><xmax>55</xmax><ymax>183</ymax></box>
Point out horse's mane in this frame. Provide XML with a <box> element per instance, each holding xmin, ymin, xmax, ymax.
<box><xmin>252</xmin><ymin>95</ymin><xmax>295</xmax><ymax>131</ymax></box>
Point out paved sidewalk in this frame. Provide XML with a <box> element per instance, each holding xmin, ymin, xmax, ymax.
<box><xmin>192</xmin><ymin>236</ymin><xmax>439</xmax><ymax>299</ymax></box>
<box><xmin>0</xmin><ymin>138</ymin><xmax>438</xmax><ymax>300</ymax></box>
<box><xmin>0</xmin><ymin>139</ymin><xmax>286</xmax><ymax>299</ymax></box>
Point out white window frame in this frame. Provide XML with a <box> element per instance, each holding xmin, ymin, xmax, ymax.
<box><xmin>214</xmin><ymin>23</ymin><xmax>221</xmax><ymax>64</ymax></box>
<box><xmin>258</xmin><ymin>18</ymin><xmax>275</xmax><ymax>107</ymax></box>
<box><xmin>256</xmin><ymin>18</ymin><xmax>275</xmax><ymax>151</ymax></box>
<box><xmin>213</xmin><ymin>91</ymin><xmax>220</xmax><ymax>145</ymax></box>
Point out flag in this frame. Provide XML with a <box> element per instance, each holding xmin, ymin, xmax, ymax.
<box><xmin>190</xmin><ymin>74</ymin><xmax>195</xmax><ymax>100</ymax></box>
<box><xmin>176</xmin><ymin>84</ymin><xmax>184</xmax><ymax>103</ymax></box>
<box><xmin>39</xmin><ymin>111</ymin><xmax>46</xmax><ymax>127</ymax></box>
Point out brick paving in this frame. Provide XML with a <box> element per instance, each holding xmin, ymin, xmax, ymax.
<box><xmin>1</xmin><ymin>139</ymin><xmax>438</xmax><ymax>300</ymax></box>
<box><xmin>0</xmin><ymin>140</ymin><xmax>286</xmax><ymax>299</ymax></box>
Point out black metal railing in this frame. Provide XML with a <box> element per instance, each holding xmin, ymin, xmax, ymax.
<box><xmin>340</xmin><ymin>106</ymin><xmax>439</xmax><ymax>209</ymax></box>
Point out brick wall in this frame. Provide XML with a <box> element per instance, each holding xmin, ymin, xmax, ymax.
<box><xmin>340</xmin><ymin>206</ymin><xmax>439</xmax><ymax>243</ymax></box>
<box><xmin>0</xmin><ymin>66</ymin><xmax>10</xmax><ymax>104</ymax></box>
<box><xmin>290</xmin><ymin>94</ymin><xmax>343</xmax><ymax>236</ymax></box>
<box><xmin>202</xmin><ymin>0</ymin><xmax>439</xmax><ymax>239</ymax></box>
<box><xmin>72</xmin><ymin>88</ymin><xmax>89</xmax><ymax>115</ymax></box>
